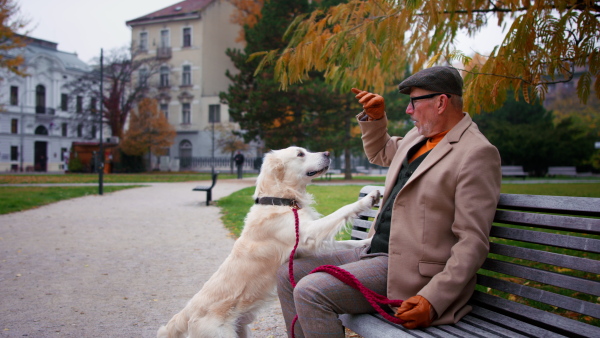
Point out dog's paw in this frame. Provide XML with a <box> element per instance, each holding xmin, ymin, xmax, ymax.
<box><xmin>357</xmin><ymin>189</ymin><xmax>381</xmax><ymax>210</ymax></box>
<box><xmin>366</xmin><ymin>189</ymin><xmax>381</xmax><ymax>206</ymax></box>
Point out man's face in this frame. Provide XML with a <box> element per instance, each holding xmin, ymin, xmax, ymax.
<box><xmin>405</xmin><ymin>88</ymin><xmax>443</xmax><ymax>137</ymax></box>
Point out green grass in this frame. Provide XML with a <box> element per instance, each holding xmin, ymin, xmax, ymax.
<box><xmin>0</xmin><ymin>186</ymin><xmax>141</xmax><ymax>215</ymax></box>
<box><xmin>217</xmin><ymin>185</ymin><xmax>369</xmax><ymax>237</ymax></box>
<box><xmin>0</xmin><ymin>172</ymin><xmax>248</xmax><ymax>184</ymax></box>
<box><xmin>219</xmin><ymin>183</ymin><xmax>600</xmax><ymax>238</ymax></box>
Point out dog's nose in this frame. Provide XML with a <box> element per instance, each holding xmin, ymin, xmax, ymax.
<box><xmin>323</xmin><ymin>151</ymin><xmax>330</xmax><ymax>158</ymax></box>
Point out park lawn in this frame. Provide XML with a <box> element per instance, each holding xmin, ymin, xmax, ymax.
<box><xmin>0</xmin><ymin>186</ymin><xmax>142</xmax><ymax>215</ymax></box>
<box><xmin>219</xmin><ymin>183</ymin><xmax>600</xmax><ymax>237</ymax></box>
<box><xmin>0</xmin><ymin>172</ymin><xmax>244</xmax><ymax>184</ymax></box>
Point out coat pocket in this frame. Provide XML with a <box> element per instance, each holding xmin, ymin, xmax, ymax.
<box><xmin>418</xmin><ymin>261</ymin><xmax>446</xmax><ymax>277</ymax></box>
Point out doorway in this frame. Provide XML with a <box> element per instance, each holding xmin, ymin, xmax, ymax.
<box><xmin>34</xmin><ymin>141</ymin><xmax>47</xmax><ymax>172</ymax></box>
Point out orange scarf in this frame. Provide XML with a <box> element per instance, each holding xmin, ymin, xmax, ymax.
<box><xmin>408</xmin><ymin>130</ymin><xmax>449</xmax><ymax>163</ymax></box>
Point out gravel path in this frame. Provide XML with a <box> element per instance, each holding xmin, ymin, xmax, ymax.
<box><xmin>0</xmin><ymin>179</ymin><xmax>287</xmax><ymax>338</ymax></box>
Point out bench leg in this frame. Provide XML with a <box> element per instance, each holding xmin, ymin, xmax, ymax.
<box><xmin>206</xmin><ymin>189</ymin><xmax>212</xmax><ymax>206</ymax></box>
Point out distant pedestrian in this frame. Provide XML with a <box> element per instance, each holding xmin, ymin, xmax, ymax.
<box><xmin>234</xmin><ymin>151</ymin><xmax>245</xmax><ymax>179</ymax></box>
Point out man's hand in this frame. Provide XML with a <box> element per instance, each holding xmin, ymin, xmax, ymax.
<box><xmin>395</xmin><ymin>295</ymin><xmax>435</xmax><ymax>329</ymax></box>
<box><xmin>351</xmin><ymin>88</ymin><xmax>385</xmax><ymax>120</ymax></box>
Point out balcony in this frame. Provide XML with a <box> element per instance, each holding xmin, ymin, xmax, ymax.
<box><xmin>156</xmin><ymin>47</ymin><xmax>172</xmax><ymax>59</ymax></box>
<box><xmin>35</xmin><ymin>106</ymin><xmax>56</xmax><ymax>115</ymax></box>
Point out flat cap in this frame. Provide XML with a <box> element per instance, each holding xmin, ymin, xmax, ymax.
<box><xmin>398</xmin><ymin>66</ymin><xmax>463</xmax><ymax>96</ymax></box>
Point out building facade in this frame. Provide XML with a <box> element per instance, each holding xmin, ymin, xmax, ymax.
<box><xmin>126</xmin><ymin>0</ymin><xmax>244</xmax><ymax>169</ymax></box>
<box><xmin>0</xmin><ymin>37</ymin><xmax>94</xmax><ymax>172</ymax></box>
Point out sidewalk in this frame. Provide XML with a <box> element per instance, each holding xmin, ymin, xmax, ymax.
<box><xmin>0</xmin><ymin>178</ymin><xmax>287</xmax><ymax>337</ymax></box>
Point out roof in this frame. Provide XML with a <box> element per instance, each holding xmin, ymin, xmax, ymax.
<box><xmin>13</xmin><ymin>35</ymin><xmax>91</xmax><ymax>73</ymax></box>
<box><xmin>126</xmin><ymin>0</ymin><xmax>215</xmax><ymax>26</ymax></box>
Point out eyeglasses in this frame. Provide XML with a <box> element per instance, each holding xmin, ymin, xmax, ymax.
<box><xmin>409</xmin><ymin>93</ymin><xmax>451</xmax><ymax>110</ymax></box>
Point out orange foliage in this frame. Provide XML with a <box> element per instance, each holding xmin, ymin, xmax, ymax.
<box><xmin>227</xmin><ymin>0</ymin><xmax>264</xmax><ymax>43</ymax></box>
<box><xmin>0</xmin><ymin>0</ymin><xmax>27</xmax><ymax>77</ymax></box>
<box><xmin>120</xmin><ymin>98</ymin><xmax>176</xmax><ymax>156</ymax></box>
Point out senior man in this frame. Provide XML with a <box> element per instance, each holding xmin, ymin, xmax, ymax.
<box><xmin>277</xmin><ymin>66</ymin><xmax>501</xmax><ymax>337</ymax></box>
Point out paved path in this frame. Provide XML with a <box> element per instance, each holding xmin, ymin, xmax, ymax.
<box><xmin>0</xmin><ymin>179</ymin><xmax>287</xmax><ymax>338</ymax></box>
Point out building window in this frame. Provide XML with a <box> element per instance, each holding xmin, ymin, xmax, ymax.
<box><xmin>182</xmin><ymin>103</ymin><xmax>191</xmax><ymax>124</ymax></box>
<box><xmin>10</xmin><ymin>86</ymin><xmax>18</xmax><ymax>105</ymax></box>
<box><xmin>183</xmin><ymin>27</ymin><xmax>191</xmax><ymax>47</ymax></box>
<box><xmin>35</xmin><ymin>125</ymin><xmax>48</xmax><ymax>135</ymax></box>
<box><xmin>90</xmin><ymin>98</ymin><xmax>97</xmax><ymax>114</ymax></box>
<box><xmin>61</xmin><ymin>147</ymin><xmax>67</xmax><ymax>161</ymax></box>
<box><xmin>11</xmin><ymin>119</ymin><xmax>18</xmax><ymax>134</ymax></box>
<box><xmin>160</xmin><ymin>29</ymin><xmax>169</xmax><ymax>48</ymax></box>
<box><xmin>77</xmin><ymin>124</ymin><xmax>83</xmax><ymax>137</ymax></box>
<box><xmin>160</xmin><ymin>103</ymin><xmax>169</xmax><ymax>120</ymax></box>
<box><xmin>61</xmin><ymin>123</ymin><xmax>68</xmax><ymax>137</ymax></box>
<box><xmin>139</xmin><ymin>68</ymin><xmax>148</xmax><ymax>87</ymax></box>
<box><xmin>91</xmin><ymin>125</ymin><xmax>97</xmax><ymax>139</ymax></box>
<box><xmin>182</xmin><ymin>65</ymin><xmax>191</xmax><ymax>86</ymax></box>
<box><xmin>209</xmin><ymin>104</ymin><xmax>220</xmax><ymax>123</ymax></box>
<box><xmin>76</xmin><ymin>96</ymin><xmax>83</xmax><ymax>113</ymax></box>
<box><xmin>160</xmin><ymin>66</ymin><xmax>169</xmax><ymax>87</ymax></box>
<box><xmin>35</xmin><ymin>84</ymin><xmax>46</xmax><ymax>113</ymax></box>
<box><xmin>61</xmin><ymin>94</ymin><xmax>68</xmax><ymax>111</ymax></box>
<box><xmin>11</xmin><ymin>146</ymin><xmax>18</xmax><ymax>161</ymax></box>
<box><xmin>139</xmin><ymin>31</ymin><xmax>148</xmax><ymax>51</ymax></box>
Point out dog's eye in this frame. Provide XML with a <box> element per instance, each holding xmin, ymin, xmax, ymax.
<box><xmin>297</xmin><ymin>151</ymin><xmax>305</xmax><ymax>157</ymax></box>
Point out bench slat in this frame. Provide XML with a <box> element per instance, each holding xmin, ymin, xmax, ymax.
<box><xmin>351</xmin><ymin>229</ymin><xmax>368</xmax><ymax>240</ymax></box>
<box><xmin>494</xmin><ymin>209</ymin><xmax>600</xmax><ymax>234</ymax></box>
<box><xmin>498</xmin><ymin>194</ymin><xmax>600</xmax><ymax>216</ymax></box>
<box><xmin>471</xmin><ymin>292</ymin><xmax>599</xmax><ymax>338</ymax></box>
<box><xmin>459</xmin><ymin>315</ymin><xmax>529</xmax><ymax>338</ymax></box>
<box><xmin>489</xmin><ymin>242</ymin><xmax>600</xmax><ymax>274</ymax></box>
<box><xmin>356</xmin><ymin>209</ymin><xmax>379</xmax><ymax>219</ymax></box>
<box><xmin>481</xmin><ymin>259</ymin><xmax>600</xmax><ymax>296</ymax></box>
<box><xmin>469</xmin><ymin>302</ymin><xmax>570</xmax><ymax>338</ymax></box>
<box><xmin>490</xmin><ymin>226</ymin><xmax>600</xmax><ymax>253</ymax></box>
<box><xmin>476</xmin><ymin>274</ymin><xmax>600</xmax><ymax>318</ymax></box>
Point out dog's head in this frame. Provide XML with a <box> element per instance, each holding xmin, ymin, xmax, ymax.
<box><xmin>254</xmin><ymin>146</ymin><xmax>330</xmax><ymax>199</ymax></box>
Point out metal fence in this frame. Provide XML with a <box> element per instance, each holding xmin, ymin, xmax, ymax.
<box><xmin>174</xmin><ymin>155</ymin><xmax>387</xmax><ymax>175</ymax></box>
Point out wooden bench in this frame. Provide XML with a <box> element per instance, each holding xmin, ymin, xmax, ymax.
<box><xmin>341</xmin><ymin>185</ymin><xmax>600</xmax><ymax>338</ymax></box>
<box><xmin>548</xmin><ymin>166</ymin><xmax>578</xmax><ymax>177</ymax></box>
<box><xmin>192</xmin><ymin>172</ymin><xmax>219</xmax><ymax>206</ymax></box>
<box><xmin>501</xmin><ymin>165</ymin><xmax>528</xmax><ymax>179</ymax></box>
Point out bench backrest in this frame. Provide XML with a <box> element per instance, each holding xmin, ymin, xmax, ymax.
<box><xmin>352</xmin><ymin>185</ymin><xmax>600</xmax><ymax>336</ymax></box>
<box><xmin>209</xmin><ymin>172</ymin><xmax>219</xmax><ymax>188</ymax></box>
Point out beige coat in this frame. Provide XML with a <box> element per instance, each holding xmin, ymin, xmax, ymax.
<box><xmin>359</xmin><ymin>113</ymin><xmax>501</xmax><ymax>325</ymax></box>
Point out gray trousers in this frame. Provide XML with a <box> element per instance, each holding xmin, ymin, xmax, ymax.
<box><xmin>276</xmin><ymin>246</ymin><xmax>388</xmax><ymax>338</ymax></box>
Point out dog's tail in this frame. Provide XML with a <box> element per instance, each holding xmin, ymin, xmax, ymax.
<box><xmin>157</xmin><ymin>311</ymin><xmax>188</xmax><ymax>338</ymax></box>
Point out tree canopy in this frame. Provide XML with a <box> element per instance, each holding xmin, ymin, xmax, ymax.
<box><xmin>0</xmin><ymin>0</ymin><xmax>27</xmax><ymax>78</ymax></box>
<box><xmin>473</xmin><ymin>92</ymin><xmax>596</xmax><ymax>175</ymax></box>
<box><xmin>255</xmin><ymin>0</ymin><xmax>600</xmax><ymax>114</ymax></box>
<box><xmin>120</xmin><ymin>97</ymin><xmax>176</xmax><ymax>159</ymax></box>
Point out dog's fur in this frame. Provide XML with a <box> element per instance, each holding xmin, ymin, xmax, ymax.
<box><xmin>157</xmin><ymin>147</ymin><xmax>379</xmax><ymax>338</ymax></box>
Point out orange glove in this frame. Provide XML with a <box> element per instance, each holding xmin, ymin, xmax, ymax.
<box><xmin>395</xmin><ymin>295</ymin><xmax>435</xmax><ymax>329</ymax></box>
<box><xmin>351</xmin><ymin>88</ymin><xmax>385</xmax><ymax>120</ymax></box>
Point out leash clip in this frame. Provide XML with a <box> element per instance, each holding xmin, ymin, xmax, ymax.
<box><xmin>290</xmin><ymin>200</ymin><xmax>301</xmax><ymax>210</ymax></box>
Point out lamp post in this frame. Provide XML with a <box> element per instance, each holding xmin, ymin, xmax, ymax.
<box><xmin>98</xmin><ymin>49</ymin><xmax>104</xmax><ymax>195</ymax></box>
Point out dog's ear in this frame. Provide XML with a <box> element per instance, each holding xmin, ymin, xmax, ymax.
<box><xmin>262</xmin><ymin>152</ymin><xmax>285</xmax><ymax>182</ymax></box>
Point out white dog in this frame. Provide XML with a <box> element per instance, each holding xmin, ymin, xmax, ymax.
<box><xmin>157</xmin><ymin>146</ymin><xmax>380</xmax><ymax>338</ymax></box>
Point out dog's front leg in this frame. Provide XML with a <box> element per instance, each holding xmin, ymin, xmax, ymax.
<box><xmin>299</xmin><ymin>190</ymin><xmax>380</xmax><ymax>251</ymax></box>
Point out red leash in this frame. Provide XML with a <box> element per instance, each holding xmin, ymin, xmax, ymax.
<box><xmin>288</xmin><ymin>208</ymin><xmax>404</xmax><ymax>337</ymax></box>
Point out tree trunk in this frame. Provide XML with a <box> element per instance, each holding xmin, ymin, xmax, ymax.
<box><xmin>344</xmin><ymin>115</ymin><xmax>353</xmax><ymax>180</ymax></box>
